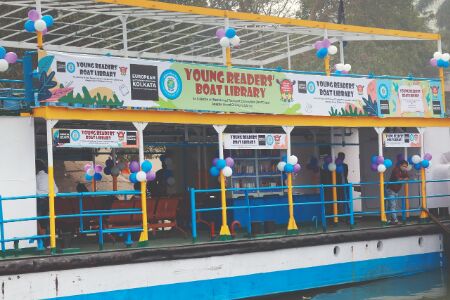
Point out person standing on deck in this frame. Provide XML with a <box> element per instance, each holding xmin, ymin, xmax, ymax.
<box><xmin>386</xmin><ymin>160</ymin><xmax>409</xmax><ymax>225</ymax></box>
<box><xmin>336</xmin><ymin>152</ymin><xmax>350</xmax><ymax>221</ymax></box>
<box><xmin>35</xmin><ymin>159</ymin><xmax>59</xmax><ymax>235</ymax></box>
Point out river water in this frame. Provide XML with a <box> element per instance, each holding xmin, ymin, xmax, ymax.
<box><xmin>262</xmin><ymin>269</ymin><xmax>449</xmax><ymax>300</ymax></box>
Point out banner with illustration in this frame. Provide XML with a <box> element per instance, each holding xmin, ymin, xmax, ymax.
<box><xmin>53</xmin><ymin>128</ymin><xmax>138</xmax><ymax>148</ymax></box>
<box><xmin>37</xmin><ymin>51</ymin><xmax>443</xmax><ymax>118</ymax></box>
<box><xmin>377</xmin><ymin>79</ymin><xmax>443</xmax><ymax>118</ymax></box>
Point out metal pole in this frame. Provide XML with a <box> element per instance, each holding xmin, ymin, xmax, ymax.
<box><xmin>418</xmin><ymin>128</ymin><xmax>428</xmax><ymax>219</ymax></box>
<box><xmin>437</xmin><ymin>39</ymin><xmax>446</xmax><ymax>113</ymax></box>
<box><xmin>190</xmin><ymin>188</ymin><xmax>197</xmax><ymax>242</ymax></box>
<box><xmin>404</xmin><ymin>147</ymin><xmax>410</xmax><ymax>218</ymax></box>
<box><xmin>330</xmin><ymin>128</ymin><xmax>338</xmax><ymax>223</ymax></box>
<box><xmin>282</xmin><ymin>126</ymin><xmax>297</xmax><ymax>233</ymax></box>
<box><xmin>46</xmin><ymin>120</ymin><xmax>57</xmax><ymax>253</ymax></box>
<box><xmin>374</xmin><ymin>127</ymin><xmax>387</xmax><ymax>223</ymax></box>
<box><xmin>339</xmin><ymin>39</ymin><xmax>345</xmax><ymax>64</ymax></box>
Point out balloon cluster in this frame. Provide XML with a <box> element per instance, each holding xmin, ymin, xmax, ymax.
<box><xmin>322</xmin><ymin>155</ymin><xmax>346</xmax><ymax>173</ymax></box>
<box><xmin>370</xmin><ymin>155</ymin><xmax>393</xmax><ymax>173</ymax></box>
<box><xmin>0</xmin><ymin>47</ymin><xmax>18</xmax><ymax>73</ymax></box>
<box><xmin>277</xmin><ymin>155</ymin><xmax>301</xmax><ymax>174</ymax></box>
<box><xmin>24</xmin><ymin>9</ymin><xmax>54</xmax><ymax>34</ymax></box>
<box><xmin>430</xmin><ymin>52</ymin><xmax>450</xmax><ymax>68</ymax></box>
<box><xmin>216</xmin><ymin>28</ymin><xmax>240</xmax><ymax>48</ymax></box>
<box><xmin>334</xmin><ymin>63</ymin><xmax>352</xmax><ymax>75</ymax></box>
<box><xmin>210</xmin><ymin>157</ymin><xmax>234</xmax><ymax>177</ymax></box>
<box><xmin>128</xmin><ymin>160</ymin><xmax>156</xmax><ymax>183</ymax></box>
<box><xmin>84</xmin><ymin>163</ymin><xmax>103</xmax><ymax>181</ymax></box>
<box><xmin>103</xmin><ymin>158</ymin><xmax>123</xmax><ymax>177</ymax></box>
<box><xmin>408</xmin><ymin>153</ymin><xmax>432</xmax><ymax>171</ymax></box>
<box><xmin>314</xmin><ymin>38</ymin><xmax>337</xmax><ymax>59</ymax></box>
<box><xmin>306</xmin><ymin>156</ymin><xmax>320</xmax><ymax>173</ymax></box>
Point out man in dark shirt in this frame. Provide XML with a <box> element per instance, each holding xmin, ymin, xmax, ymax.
<box><xmin>336</xmin><ymin>152</ymin><xmax>349</xmax><ymax>217</ymax></box>
<box><xmin>386</xmin><ymin>160</ymin><xmax>409</xmax><ymax>224</ymax></box>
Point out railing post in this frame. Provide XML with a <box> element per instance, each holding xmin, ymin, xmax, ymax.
<box><xmin>419</xmin><ymin>168</ymin><xmax>428</xmax><ymax>220</ymax></box>
<box><xmin>320</xmin><ymin>185</ymin><xmax>327</xmax><ymax>232</ymax></box>
<box><xmin>379</xmin><ymin>172</ymin><xmax>387</xmax><ymax>224</ymax></box>
<box><xmin>348</xmin><ymin>184</ymin><xmax>354</xmax><ymax>228</ymax></box>
<box><xmin>405</xmin><ymin>182</ymin><xmax>410</xmax><ymax>219</ymax></box>
<box><xmin>401</xmin><ymin>190</ymin><xmax>406</xmax><ymax>223</ymax></box>
<box><xmin>190</xmin><ymin>188</ymin><xmax>197</xmax><ymax>243</ymax></box>
<box><xmin>79</xmin><ymin>195</ymin><xmax>84</xmax><ymax>232</ymax></box>
<box><xmin>98</xmin><ymin>215</ymin><xmax>104</xmax><ymax>250</ymax></box>
<box><xmin>0</xmin><ymin>195</ymin><xmax>4</xmax><ymax>254</ymax></box>
<box><xmin>245</xmin><ymin>190</ymin><xmax>252</xmax><ymax>237</ymax></box>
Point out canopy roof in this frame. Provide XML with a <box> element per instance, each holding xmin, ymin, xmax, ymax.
<box><xmin>0</xmin><ymin>0</ymin><xmax>441</xmax><ymax>66</ymax></box>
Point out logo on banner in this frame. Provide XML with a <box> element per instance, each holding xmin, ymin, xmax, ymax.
<box><xmin>66</xmin><ymin>62</ymin><xmax>76</xmax><ymax>73</ymax></box>
<box><xmin>266</xmin><ymin>134</ymin><xmax>274</xmax><ymax>146</ymax></box>
<box><xmin>160</xmin><ymin>69</ymin><xmax>182</xmax><ymax>100</ymax></box>
<box><xmin>298</xmin><ymin>81</ymin><xmax>307</xmax><ymax>94</ymax></box>
<box><xmin>56</xmin><ymin>61</ymin><xmax>66</xmax><ymax>73</ymax></box>
<box><xmin>71</xmin><ymin>130</ymin><xmax>81</xmax><ymax>141</ymax></box>
<box><xmin>378</xmin><ymin>83</ymin><xmax>389</xmax><ymax>99</ymax></box>
<box><xmin>276</xmin><ymin>79</ymin><xmax>296</xmax><ymax>102</ymax></box>
<box><xmin>130</xmin><ymin>64</ymin><xmax>159</xmax><ymax>101</ymax></box>
<box><xmin>307</xmin><ymin>81</ymin><xmax>316</xmax><ymax>94</ymax></box>
<box><xmin>356</xmin><ymin>84</ymin><xmax>364</xmax><ymax>96</ymax></box>
<box><xmin>119</xmin><ymin>66</ymin><xmax>128</xmax><ymax>76</ymax></box>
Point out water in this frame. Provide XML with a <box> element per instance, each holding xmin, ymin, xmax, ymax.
<box><xmin>261</xmin><ymin>269</ymin><xmax>449</xmax><ymax>300</ymax></box>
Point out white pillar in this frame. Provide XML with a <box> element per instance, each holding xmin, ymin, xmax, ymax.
<box><xmin>213</xmin><ymin>125</ymin><xmax>227</xmax><ymax>159</ymax></box>
<box><xmin>133</xmin><ymin>122</ymin><xmax>148</xmax><ymax>163</ymax></box>
<box><xmin>339</xmin><ymin>39</ymin><xmax>345</xmax><ymax>64</ymax></box>
<box><xmin>374</xmin><ymin>127</ymin><xmax>385</xmax><ymax>156</ymax></box>
<box><xmin>282</xmin><ymin>126</ymin><xmax>294</xmax><ymax>156</ymax></box>
<box><xmin>418</xmin><ymin>127</ymin><xmax>426</xmax><ymax>157</ymax></box>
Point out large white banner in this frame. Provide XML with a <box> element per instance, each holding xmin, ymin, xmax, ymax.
<box><xmin>53</xmin><ymin>129</ymin><xmax>138</xmax><ymax>148</ymax></box>
<box><xmin>223</xmin><ymin>133</ymin><xmax>287</xmax><ymax>149</ymax></box>
<box><xmin>383</xmin><ymin>133</ymin><xmax>421</xmax><ymax>148</ymax></box>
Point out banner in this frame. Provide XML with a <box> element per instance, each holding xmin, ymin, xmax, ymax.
<box><xmin>37</xmin><ymin>51</ymin><xmax>443</xmax><ymax>118</ymax></box>
<box><xmin>383</xmin><ymin>133</ymin><xmax>421</xmax><ymax>148</ymax></box>
<box><xmin>377</xmin><ymin>79</ymin><xmax>443</xmax><ymax>118</ymax></box>
<box><xmin>53</xmin><ymin>129</ymin><xmax>138</xmax><ymax>148</ymax></box>
<box><xmin>223</xmin><ymin>133</ymin><xmax>287</xmax><ymax>149</ymax></box>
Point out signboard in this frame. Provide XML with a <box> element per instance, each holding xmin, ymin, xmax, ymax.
<box><xmin>223</xmin><ymin>133</ymin><xmax>287</xmax><ymax>149</ymax></box>
<box><xmin>53</xmin><ymin>129</ymin><xmax>138</xmax><ymax>148</ymax></box>
<box><xmin>377</xmin><ymin>79</ymin><xmax>443</xmax><ymax>118</ymax></box>
<box><xmin>383</xmin><ymin>133</ymin><xmax>421</xmax><ymax>148</ymax></box>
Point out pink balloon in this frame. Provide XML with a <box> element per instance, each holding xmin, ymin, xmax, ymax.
<box><xmin>322</xmin><ymin>38</ymin><xmax>331</xmax><ymax>48</ymax></box>
<box><xmin>293</xmin><ymin>163</ymin><xmax>301</xmax><ymax>173</ymax></box>
<box><xmin>28</xmin><ymin>9</ymin><xmax>40</xmax><ymax>21</ymax></box>
<box><xmin>430</xmin><ymin>58</ymin><xmax>437</xmax><ymax>67</ymax></box>
<box><xmin>424</xmin><ymin>153</ymin><xmax>432</xmax><ymax>161</ymax></box>
<box><xmin>84</xmin><ymin>163</ymin><xmax>92</xmax><ymax>172</ymax></box>
<box><xmin>94</xmin><ymin>165</ymin><xmax>103</xmax><ymax>173</ymax></box>
<box><xmin>216</xmin><ymin>28</ymin><xmax>225</xmax><ymax>39</ymax></box>
<box><xmin>212</xmin><ymin>158</ymin><xmax>219</xmax><ymax>166</ymax></box>
<box><xmin>129</xmin><ymin>160</ymin><xmax>140</xmax><ymax>173</ymax></box>
<box><xmin>42</xmin><ymin>28</ymin><xmax>48</xmax><ymax>35</ymax></box>
<box><xmin>4</xmin><ymin>52</ymin><xmax>17</xmax><ymax>64</ymax></box>
<box><xmin>342</xmin><ymin>70</ymin><xmax>349</xmax><ymax>74</ymax></box>
<box><xmin>314</xmin><ymin>40</ymin><xmax>323</xmax><ymax>50</ymax></box>
<box><xmin>146</xmin><ymin>171</ymin><xmax>156</xmax><ymax>181</ymax></box>
<box><xmin>225</xmin><ymin>157</ymin><xmax>234</xmax><ymax>167</ymax></box>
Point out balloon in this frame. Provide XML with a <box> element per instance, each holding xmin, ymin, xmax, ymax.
<box><xmin>336</xmin><ymin>164</ymin><xmax>343</xmax><ymax>174</ymax></box>
<box><xmin>328</xmin><ymin>163</ymin><xmax>336</xmax><ymax>172</ymax></box>
<box><xmin>377</xmin><ymin>164</ymin><xmax>386</xmax><ymax>173</ymax></box>
<box><xmin>94</xmin><ymin>173</ymin><xmax>102</xmax><ymax>181</ymax></box>
<box><xmin>225</xmin><ymin>157</ymin><xmax>234</xmax><ymax>167</ymax></box>
<box><xmin>222</xmin><ymin>166</ymin><xmax>233</xmax><ymax>177</ymax></box>
<box><xmin>230</xmin><ymin>35</ymin><xmax>240</xmax><ymax>47</ymax></box>
<box><xmin>136</xmin><ymin>171</ymin><xmax>147</xmax><ymax>182</ymax></box>
<box><xmin>433</xmin><ymin>51</ymin><xmax>443</xmax><ymax>60</ymax></box>
<box><xmin>94</xmin><ymin>165</ymin><xmax>103</xmax><ymax>173</ymax></box>
<box><xmin>167</xmin><ymin>177</ymin><xmax>175</xmax><ymax>186</ymax></box>
<box><xmin>84</xmin><ymin>163</ymin><xmax>92</xmax><ymax>172</ymax></box>
<box><xmin>281</xmin><ymin>155</ymin><xmax>287</xmax><ymax>162</ymax></box>
<box><xmin>287</xmin><ymin>155</ymin><xmax>298</xmax><ymax>165</ymax></box>
<box><xmin>421</xmin><ymin>159</ymin><xmax>430</xmax><ymax>168</ymax></box>
<box><xmin>376</xmin><ymin>156</ymin><xmax>384</xmax><ymax>165</ymax></box>
<box><xmin>212</xmin><ymin>158</ymin><xmax>219</xmax><ymax>166</ymax></box>
<box><xmin>328</xmin><ymin>45</ymin><xmax>338</xmax><ymax>55</ymax></box>
<box><xmin>384</xmin><ymin>159</ymin><xmax>393</xmax><ymax>168</ymax></box>
<box><xmin>414</xmin><ymin>163</ymin><xmax>422</xmax><ymax>170</ymax></box>
<box><xmin>219</xmin><ymin>37</ymin><xmax>230</xmax><ymax>48</ymax></box>
<box><xmin>141</xmin><ymin>160</ymin><xmax>152</xmax><ymax>173</ymax></box>
<box><xmin>344</xmin><ymin>64</ymin><xmax>352</xmax><ymax>72</ymax></box>
<box><xmin>129</xmin><ymin>173</ymin><xmax>137</xmax><ymax>183</ymax></box>
<box><xmin>42</xmin><ymin>15</ymin><xmax>54</xmax><ymax>27</ymax></box>
<box><xmin>316</xmin><ymin>47</ymin><xmax>328</xmax><ymax>59</ymax></box>
<box><xmin>277</xmin><ymin>161</ymin><xmax>286</xmax><ymax>172</ymax></box>
<box><xmin>442</xmin><ymin>53</ymin><xmax>450</xmax><ymax>62</ymax></box>
<box><xmin>146</xmin><ymin>171</ymin><xmax>156</xmax><ymax>181</ymax></box>
<box><xmin>325</xmin><ymin>156</ymin><xmax>333</xmax><ymax>164</ymax></box>
<box><xmin>24</xmin><ymin>20</ymin><xmax>36</xmax><ymax>33</ymax></box>
<box><xmin>4</xmin><ymin>52</ymin><xmax>17</xmax><ymax>64</ymax></box>
<box><xmin>407</xmin><ymin>156</ymin><xmax>413</xmax><ymax>164</ymax></box>
<box><xmin>86</xmin><ymin>168</ymin><xmax>95</xmax><ymax>176</ymax></box>
<box><xmin>437</xmin><ymin>59</ymin><xmax>444</xmax><ymax>67</ymax></box>
<box><xmin>216</xmin><ymin>28</ymin><xmax>225</xmax><ymax>39</ymax></box>
<box><xmin>34</xmin><ymin>19</ymin><xmax>47</xmax><ymax>32</ymax></box>
<box><xmin>0</xmin><ymin>47</ymin><xmax>5</xmax><ymax>59</ymax></box>
<box><xmin>371</xmin><ymin>163</ymin><xmax>378</xmax><ymax>171</ymax></box>
<box><xmin>314</xmin><ymin>40</ymin><xmax>323</xmax><ymax>50</ymax></box>
<box><xmin>216</xmin><ymin>159</ymin><xmax>226</xmax><ymax>170</ymax></box>
<box><xmin>103</xmin><ymin>167</ymin><xmax>111</xmax><ymax>175</ymax></box>
<box><xmin>0</xmin><ymin>59</ymin><xmax>8</xmax><ymax>72</ymax></box>
<box><xmin>321</xmin><ymin>38</ymin><xmax>331</xmax><ymax>48</ymax></box>
<box><xmin>424</xmin><ymin>153</ymin><xmax>432</xmax><ymax>161</ymax></box>
<box><xmin>111</xmin><ymin>166</ymin><xmax>120</xmax><ymax>177</ymax></box>
<box><xmin>443</xmin><ymin>61</ymin><xmax>450</xmax><ymax>68</ymax></box>
<box><xmin>411</xmin><ymin>155</ymin><xmax>422</xmax><ymax>164</ymax></box>
<box><xmin>293</xmin><ymin>163</ymin><xmax>301</xmax><ymax>173</ymax></box>
<box><xmin>85</xmin><ymin>174</ymin><xmax>93</xmax><ymax>181</ymax></box>
<box><xmin>129</xmin><ymin>160</ymin><xmax>140</xmax><ymax>173</ymax></box>
<box><xmin>105</xmin><ymin>159</ymin><xmax>114</xmax><ymax>168</ymax></box>
<box><xmin>225</xmin><ymin>27</ymin><xmax>236</xmax><ymax>38</ymax></box>
<box><xmin>209</xmin><ymin>166</ymin><xmax>220</xmax><ymax>177</ymax></box>
<box><xmin>284</xmin><ymin>163</ymin><xmax>294</xmax><ymax>173</ymax></box>
<box><xmin>430</xmin><ymin>58</ymin><xmax>438</xmax><ymax>67</ymax></box>
<box><xmin>335</xmin><ymin>63</ymin><xmax>344</xmax><ymax>71</ymax></box>
<box><xmin>28</xmin><ymin>9</ymin><xmax>40</xmax><ymax>21</ymax></box>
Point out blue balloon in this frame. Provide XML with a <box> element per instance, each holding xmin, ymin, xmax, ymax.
<box><xmin>407</xmin><ymin>156</ymin><xmax>414</xmax><ymax>164</ymax></box>
<box><xmin>129</xmin><ymin>172</ymin><xmax>137</xmax><ymax>183</ymax></box>
<box><xmin>284</xmin><ymin>163</ymin><xmax>294</xmax><ymax>173</ymax></box>
<box><xmin>335</xmin><ymin>70</ymin><xmax>342</xmax><ymax>75</ymax></box>
<box><xmin>384</xmin><ymin>159</ymin><xmax>393</xmax><ymax>168</ymax></box>
<box><xmin>414</xmin><ymin>163</ymin><xmax>422</xmax><ymax>170</ymax></box>
<box><xmin>94</xmin><ymin>173</ymin><xmax>102</xmax><ymax>181</ymax></box>
<box><xmin>336</xmin><ymin>164</ymin><xmax>344</xmax><ymax>174</ymax></box>
<box><xmin>209</xmin><ymin>166</ymin><xmax>220</xmax><ymax>177</ymax></box>
<box><xmin>281</xmin><ymin>155</ymin><xmax>287</xmax><ymax>162</ymax></box>
<box><xmin>42</xmin><ymin>15</ymin><xmax>54</xmax><ymax>27</ymax></box>
<box><xmin>316</xmin><ymin>47</ymin><xmax>328</xmax><ymax>59</ymax></box>
<box><xmin>225</xmin><ymin>28</ymin><xmax>236</xmax><ymax>38</ymax></box>
<box><xmin>24</xmin><ymin>20</ymin><xmax>36</xmax><ymax>33</ymax></box>
<box><xmin>104</xmin><ymin>167</ymin><xmax>111</xmax><ymax>175</ymax></box>
<box><xmin>421</xmin><ymin>159</ymin><xmax>430</xmax><ymax>168</ymax></box>
<box><xmin>216</xmin><ymin>159</ymin><xmax>226</xmax><ymax>170</ymax></box>
<box><xmin>371</xmin><ymin>155</ymin><xmax>378</xmax><ymax>164</ymax></box>
<box><xmin>443</xmin><ymin>61</ymin><xmax>450</xmax><ymax>68</ymax></box>
<box><xmin>437</xmin><ymin>59</ymin><xmax>445</xmax><ymax>67</ymax></box>
<box><xmin>141</xmin><ymin>160</ymin><xmax>152</xmax><ymax>173</ymax></box>
<box><xmin>85</xmin><ymin>174</ymin><xmax>93</xmax><ymax>181</ymax></box>
<box><xmin>0</xmin><ymin>47</ymin><xmax>5</xmax><ymax>59</ymax></box>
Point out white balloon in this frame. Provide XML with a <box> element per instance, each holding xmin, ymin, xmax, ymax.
<box><xmin>136</xmin><ymin>171</ymin><xmax>147</xmax><ymax>182</ymax></box>
<box><xmin>433</xmin><ymin>51</ymin><xmax>443</xmax><ymax>60</ymax></box>
<box><xmin>442</xmin><ymin>53</ymin><xmax>450</xmax><ymax>62</ymax></box>
<box><xmin>230</xmin><ymin>35</ymin><xmax>240</xmax><ymax>46</ymax></box>
<box><xmin>219</xmin><ymin>37</ymin><xmax>230</xmax><ymax>48</ymax></box>
<box><xmin>287</xmin><ymin>155</ymin><xmax>298</xmax><ymax>165</ymax></box>
<box><xmin>411</xmin><ymin>155</ymin><xmax>422</xmax><ymax>164</ymax></box>
<box><xmin>328</xmin><ymin>163</ymin><xmax>336</xmax><ymax>172</ymax></box>
<box><xmin>167</xmin><ymin>177</ymin><xmax>175</xmax><ymax>186</ymax></box>
<box><xmin>277</xmin><ymin>161</ymin><xmax>286</xmax><ymax>172</ymax></box>
<box><xmin>344</xmin><ymin>64</ymin><xmax>352</xmax><ymax>72</ymax></box>
<box><xmin>86</xmin><ymin>168</ymin><xmax>95</xmax><ymax>176</ymax></box>
<box><xmin>335</xmin><ymin>63</ymin><xmax>344</xmax><ymax>71</ymax></box>
<box><xmin>111</xmin><ymin>166</ymin><xmax>121</xmax><ymax>176</ymax></box>
<box><xmin>0</xmin><ymin>59</ymin><xmax>8</xmax><ymax>72</ymax></box>
<box><xmin>34</xmin><ymin>19</ymin><xmax>47</xmax><ymax>32</ymax></box>
<box><xmin>377</xmin><ymin>164</ymin><xmax>386</xmax><ymax>173</ymax></box>
<box><xmin>328</xmin><ymin>45</ymin><xmax>338</xmax><ymax>55</ymax></box>
<box><xmin>222</xmin><ymin>166</ymin><xmax>233</xmax><ymax>177</ymax></box>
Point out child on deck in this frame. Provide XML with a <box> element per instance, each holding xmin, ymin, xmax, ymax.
<box><xmin>386</xmin><ymin>160</ymin><xmax>409</xmax><ymax>225</ymax></box>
